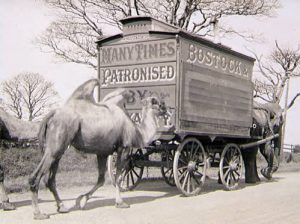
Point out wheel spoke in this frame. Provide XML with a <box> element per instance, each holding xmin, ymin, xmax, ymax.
<box><xmin>233</xmin><ymin>169</ymin><xmax>241</xmax><ymax>177</ymax></box>
<box><xmin>187</xmin><ymin>174</ymin><xmax>191</xmax><ymax>193</ymax></box>
<box><xmin>189</xmin><ymin>142</ymin><xmax>195</xmax><ymax>159</ymax></box>
<box><xmin>226</xmin><ymin>173</ymin><xmax>230</xmax><ymax>186</ymax></box>
<box><xmin>182</xmin><ymin>172</ymin><xmax>190</xmax><ymax>190</ymax></box>
<box><xmin>179</xmin><ymin>157</ymin><xmax>188</xmax><ymax>165</ymax></box>
<box><xmin>179</xmin><ymin>169</ymin><xmax>188</xmax><ymax>181</ymax></box>
<box><xmin>164</xmin><ymin>167</ymin><xmax>172</xmax><ymax>174</ymax></box>
<box><xmin>190</xmin><ymin>175</ymin><xmax>196</xmax><ymax>192</ymax></box>
<box><xmin>130</xmin><ymin>171</ymin><xmax>135</xmax><ymax>185</ymax></box>
<box><xmin>192</xmin><ymin>145</ymin><xmax>200</xmax><ymax>160</ymax></box>
<box><xmin>224</xmin><ymin>156</ymin><xmax>230</xmax><ymax>165</ymax></box>
<box><xmin>168</xmin><ymin>170</ymin><xmax>174</xmax><ymax>182</ymax></box>
<box><xmin>177</xmin><ymin>166</ymin><xmax>188</xmax><ymax>171</ymax></box>
<box><xmin>232</xmin><ymin>154</ymin><xmax>240</xmax><ymax>163</ymax></box>
<box><xmin>194</xmin><ymin>170</ymin><xmax>204</xmax><ymax>178</ymax></box>
<box><xmin>191</xmin><ymin>173</ymin><xmax>201</xmax><ymax>186</ymax></box>
<box><xmin>231</xmin><ymin>172</ymin><xmax>237</xmax><ymax>183</ymax></box>
<box><xmin>132</xmin><ymin>168</ymin><xmax>140</xmax><ymax>178</ymax></box>
<box><xmin>224</xmin><ymin>168</ymin><xmax>230</xmax><ymax>180</ymax></box>
<box><xmin>196</xmin><ymin>162</ymin><xmax>205</xmax><ymax>167</ymax></box>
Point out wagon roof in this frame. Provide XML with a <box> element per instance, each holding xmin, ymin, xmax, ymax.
<box><xmin>96</xmin><ymin>16</ymin><xmax>255</xmax><ymax>62</ymax></box>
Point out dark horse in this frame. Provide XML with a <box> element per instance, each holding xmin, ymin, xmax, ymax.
<box><xmin>253</xmin><ymin>101</ymin><xmax>283</xmax><ymax>179</ymax></box>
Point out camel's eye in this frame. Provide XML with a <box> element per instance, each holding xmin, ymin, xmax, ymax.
<box><xmin>151</xmin><ymin>98</ymin><xmax>158</xmax><ymax>105</ymax></box>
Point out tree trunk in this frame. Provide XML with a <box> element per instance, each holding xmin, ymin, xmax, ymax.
<box><xmin>241</xmin><ymin>147</ymin><xmax>260</xmax><ymax>183</ymax></box>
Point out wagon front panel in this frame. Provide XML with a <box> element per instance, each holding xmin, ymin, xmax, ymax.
<box><xmin>98</xmin><ymin>36</ymin><xmax>178</xmax><ymax>136</ymax></box>
<box><xmin>179</xmin><ymin>38</ymin><xmax>254</xmax><ymax>138</ymax></box>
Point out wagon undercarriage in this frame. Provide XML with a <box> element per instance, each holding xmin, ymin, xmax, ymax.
<box><xmin>107</xmin><ymin>131</ymin><xmax>279</xmax><ymax>196</ymax></box>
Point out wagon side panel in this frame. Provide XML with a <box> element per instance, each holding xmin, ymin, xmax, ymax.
<box><xmin>178</xmin><ymin>38</ymin><xmax>254</xmax><ymax>138</ymax></box>
<box><xmin>98</xmin><ymin>34</ymin><xmax>179</xmax><ymax>137</ymax></box>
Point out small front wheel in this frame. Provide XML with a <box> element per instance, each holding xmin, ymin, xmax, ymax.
<box><xmin>219</xmin><ymin>143</ymin><xmax>243</xmax><ymax>190</ymax></box>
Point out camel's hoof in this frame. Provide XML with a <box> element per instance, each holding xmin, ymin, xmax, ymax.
<box><xmin>34</xmin><ymin>213</ymin><xmax>50</xmax><ymax>220</ymax></box>
<box><xmin>115</xmin><ymin>202</ymin><xmax>130</xmax><ymax>209</ymax></box>
<box><xmin>2</xmin><ymin>202</ymin><xmax>16</xmax><ymax>211</ymax></box>
<box><xmin>58</xmin><ymin>204</ymin><xmax>69</xmax><ymax>213</ymax></box>
<box><xmin>75</xmin><ymin>195</ymin><xmax>88</xmax><ymax>209</ymax></box>
<box><xmin>261</xmin><ymin>168</ymin><xmax>272</xmax><ymax>180</ymax></box>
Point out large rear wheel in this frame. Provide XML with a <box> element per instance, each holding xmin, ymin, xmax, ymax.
<box><xmin>173</xmin><ymin>138</ymin><xmax>207</xmax><ymax>196</ymax></box>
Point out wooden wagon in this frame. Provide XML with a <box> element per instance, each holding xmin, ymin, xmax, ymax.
<box><xmin>96</xmin><ymin>16</ymin><xmax>278</xmax><ymax>196</ymax></box>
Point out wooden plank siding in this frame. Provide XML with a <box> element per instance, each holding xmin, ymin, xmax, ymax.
<box><xmin>179</xmin><ymin>61</ymin><xmax>253</xmax><ymax>137</ymax></box>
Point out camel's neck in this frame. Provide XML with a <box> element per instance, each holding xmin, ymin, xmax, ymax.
<box><xmin>138</xmin><ymin>107</ymin><xmax>159</xmax><ymax>146</ymax></box>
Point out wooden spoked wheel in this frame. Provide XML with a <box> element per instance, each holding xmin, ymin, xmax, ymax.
<box><xmin>173</xmin><ymin>138</ymin><xmax>207</xmax><ymax>196</ymax></box>
<box><xmin>219</xmin><ymin>143</ymin><xmax>243</xmax><ymax>190</ymax></box>
<box><xmin>107</xmin><ymin>148</ymin><xmax>144</xmax><ymax>192</ymax></box>
<box><xmin>161</xmin><ymin>149</ymin><xmax>176</xmax><ymax>186</ymax></box>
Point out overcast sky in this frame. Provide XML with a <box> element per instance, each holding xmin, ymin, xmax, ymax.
<box><xmin>0</xmin><ymin>0</ymin><xmax>299</xmax><ymax>144</ymax></box>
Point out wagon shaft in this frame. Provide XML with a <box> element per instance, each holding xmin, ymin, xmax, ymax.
<box><xmin>240</xmin><ymin>133</ymin><xmax>279</xmax><ymax>149</ymax></box>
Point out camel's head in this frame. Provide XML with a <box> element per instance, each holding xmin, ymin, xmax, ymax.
<box><xmin>142</xmin><ymin>96</ymin><xmax>167</xmax><ymax>116</ymax></box>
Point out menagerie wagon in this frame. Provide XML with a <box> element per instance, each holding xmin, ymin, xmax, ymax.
<box><xmin>96</xmin><ymin>16</ymin><xmax>278</xmax><ymax>196</ymax></box>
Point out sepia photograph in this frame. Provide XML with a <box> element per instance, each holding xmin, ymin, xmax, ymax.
<box><xmin>1</xmin><ymin>0</ymin><xmax>300</xmax><ymax>223</ymax></box>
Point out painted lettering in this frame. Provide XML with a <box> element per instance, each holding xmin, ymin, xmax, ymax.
<box><xmin>186</xmin><ymin>44</ymin><xmax>250</xmax><ymax>78</ymax></box>
<box><xmin>100</xmin><ymin>40</ymin><xmax>176</xmax><ymax>65</ymax></box>
<box><xmin>100</xmin><ymin>64</ymin><xmax>176</xmax><ymax>87</ymax></box>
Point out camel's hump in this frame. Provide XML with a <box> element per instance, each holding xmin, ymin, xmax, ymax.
<box><xmin>67</xmin><ymin>79</ymin><xmax>99</xmax><ymax>102</ymax></box>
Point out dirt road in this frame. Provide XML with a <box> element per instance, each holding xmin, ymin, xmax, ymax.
<box><xmin>2</xmin><ymin>171</ymin><xmax>300</xmax><ymax>224</ymax></box>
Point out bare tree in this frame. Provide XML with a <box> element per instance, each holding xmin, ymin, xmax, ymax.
<box><xmin>0</xmin><ymin>73</ymin><xmax>59</xmax><ymax>121</ymax></box>
<box><xmin>37</xmin><ymin>0</ymin><xmax>280</xmax><ymax>69</ymax></box>
<box><xmin>0</xmin><ymin>79</ymin><xmax>23</xmax><ymax>119</ymax></box>
<box><xmin>253</xmin><ymin>41</ymin><xmax>300</xmax><ymax>109</ymax></box>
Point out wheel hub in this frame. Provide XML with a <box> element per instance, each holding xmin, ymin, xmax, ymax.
<box><xmin>188</xmin><ymin>161</ymin><xmax>197</xmax><ymax>171</ymax></box>
<box><xmin>229</xmin><ymin>161</ymin><xmax>238</xmax><ymax>171</ymax></box>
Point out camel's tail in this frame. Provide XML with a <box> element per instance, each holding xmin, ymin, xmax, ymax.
<box><xmin>38</xmin><ymin>110</ymin><xmax>56</xmax><ymax>154</ymax></box>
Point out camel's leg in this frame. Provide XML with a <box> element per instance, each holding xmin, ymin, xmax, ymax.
<box><xmin>29</xmin><ymin>153</ymin><xmax>56</xmax><ymax>219</ymax></box>
<box><xmin>76</xmin><ymin>155</ymin><xmax>107</xmax><ymax>209</ymax></box>
<box><xmin>115</xmin><ymin>147</ymin><xmax>130</xmax><ymax>208</ymax></box>
<box><xmin>46</xmin><ymin>159</ymin><xmax>69</xmax><ymax>213</ymax></box>
<box><xmin>29</xmin><ymin>127</ymin><xmax>77</xmax><ymax>219</ymax></box>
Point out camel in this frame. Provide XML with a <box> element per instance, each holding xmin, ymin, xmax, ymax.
<box><xmin>29</xmin><ymin>79</ymin><xmax>166</xmax><ymax>220</ymax></box>
<box><xmin>253</xmin><ymin>101</ymin><xmax>283</xmax><ymax>179</ymax></box>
